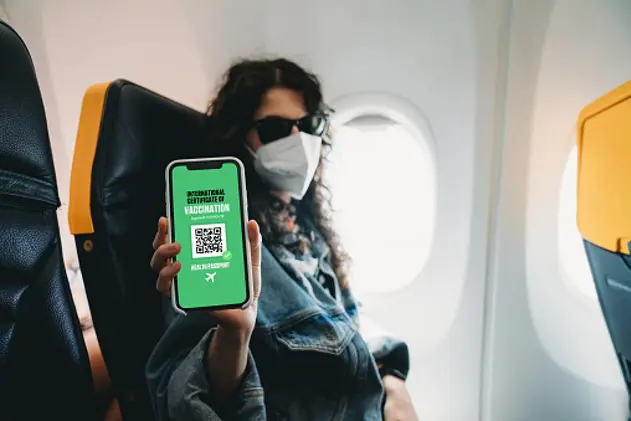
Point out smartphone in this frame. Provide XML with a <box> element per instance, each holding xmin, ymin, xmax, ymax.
<box><xmin>165</xmin><ymin>157</ymin><xmax>252</xmax><ymax>314</ymax></box>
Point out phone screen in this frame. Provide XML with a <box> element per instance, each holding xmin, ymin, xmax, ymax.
<box><xmin>168</xmin><ymin>159</ymin><xmax>250</xmax><ymax>311</ymax></box>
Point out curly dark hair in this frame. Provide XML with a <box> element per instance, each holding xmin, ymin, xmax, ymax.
<box><xmin>205</xmin><ymin>57</ymin><xmax>350</xmax><ymax>289</ymax></box>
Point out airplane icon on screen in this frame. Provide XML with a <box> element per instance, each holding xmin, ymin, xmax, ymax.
<box><xmin>205</xmin><ymin>272</ymin><xmax>217</xmax><ymax>283</ymax></box>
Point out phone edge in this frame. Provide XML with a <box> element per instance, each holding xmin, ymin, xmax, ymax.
<box><xmin>165</xmin><ymin>158</ymin><xmax>188</xmax><ymax>316</ymax></box>
<box><xmin>165</xmin><ymin>156</ymin><xmax>254</xmax><ymax>313</ymax></box>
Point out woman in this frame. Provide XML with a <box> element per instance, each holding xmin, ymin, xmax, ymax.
<box><xmin>146</xmin><ymin>58</ymin><xmax>418</xmax><ymax>420</ymax></box>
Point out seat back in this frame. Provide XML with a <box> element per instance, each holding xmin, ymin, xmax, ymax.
<box><xmin>577</xmin><ymin>79</ymin><xmax>631</xmax><ymax>400</ymax></box>
<box><xmin>0</xmin><ymin>20</ymin><xmax>96</xmax><ymax>420</ymax></box>
<box><xmin>68</xmin><ymin>80</ymin><xmax>207</xmax><ymax>420</ymax></box>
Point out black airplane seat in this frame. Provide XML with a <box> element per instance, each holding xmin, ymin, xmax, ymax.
<box><xmin>577</xmin><ymin>80</ymin><xmax>631</xmax><ymax>420</ymax></box>
<box><xmin>0</xmin><ymin>20</ymin><xmax>97</xmax><ymax>420</ymax></box>
<box><xmin>68</xmin><ymin>80</ymin><xmax>207</xmax><ymax>420</ymax></box>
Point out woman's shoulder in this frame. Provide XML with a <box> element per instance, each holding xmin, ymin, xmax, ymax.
<box><xmin>257</xmin><ymin>244</ymin><xmax>338</xmax><ymax>320</ymax></box>
<box><xmin>259</xmin><ymin>243</ymin><xmax>307</xmax><ymax>299</ymax></box>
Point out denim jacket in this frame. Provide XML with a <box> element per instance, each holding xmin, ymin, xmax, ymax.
<box><xmin>146</xmin><ymin>220</ymin><xmax>410</xmax><ymax>421</ymax></box>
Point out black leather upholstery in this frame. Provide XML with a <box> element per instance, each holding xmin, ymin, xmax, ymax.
<box><xmin>0</xmin><ymin>20</ymin><xmax>96</xmax><ymax>420</ymax></box>
<box><xmin>74</xmin><ymin>80</ymin><xmax>207</xmax><ymax>420</ymax></box>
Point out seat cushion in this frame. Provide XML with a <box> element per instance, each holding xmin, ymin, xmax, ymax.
<box><xmin>69</xmin><ymin>79</ymin><xmax>207</xmax><ymax>419</ymax></box>
<box><xmin>0</xmin><ymin>20</ymin><xmax>96</xmax><ymax>420</ymax></box>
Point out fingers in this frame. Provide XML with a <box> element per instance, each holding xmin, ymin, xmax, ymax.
<box><xmin>151</xmin><ymin>217</ymin><xmax>180</xmax><ymax>297</ymax></box>
<box><xmin>152</xmin><ymin>217</ymin><xmax>169</xmax><ymax>250</ymax></box>
<box><xmin>150</xmin><ymin>242</ymin><xmax>181</xmax><ymax>272</ymax></box>
<box><xmin>156</xmin><ymin>261</ymin><xmax>181</xmax><ymax>296</ymax></box>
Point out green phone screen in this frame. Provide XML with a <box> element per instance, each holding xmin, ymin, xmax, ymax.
<box><xmin>169</xmin><ymin>160</ymin><xmax>249</xmax><ymax>310</ymax></box>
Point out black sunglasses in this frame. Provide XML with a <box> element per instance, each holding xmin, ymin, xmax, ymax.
<box><xmin>253</xmin><ymin>114</ymin><xmax>329</xmax><ymax>144</ymax></box>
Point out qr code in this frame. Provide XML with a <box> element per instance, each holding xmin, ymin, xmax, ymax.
<box><xmin>191</xmin><ymin>223</ymin><xmax>227</xmax><ymax>258</ymax></box>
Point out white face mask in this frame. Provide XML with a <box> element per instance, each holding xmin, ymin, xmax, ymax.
<box><xmin>250</xmin><ymin>132</ymin><xmax>323</xmax><ymax>199</ymax></box>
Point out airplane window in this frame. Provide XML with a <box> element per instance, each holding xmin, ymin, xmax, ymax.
<box><xmin>326</xmin><ymin>115</ymin><xmax>435</xmax><ymax>296</ymax></box>
<box><xmin>557</xmin><ymin>144</ymin><xmax>598</xmax><ymax>299</ymax></box>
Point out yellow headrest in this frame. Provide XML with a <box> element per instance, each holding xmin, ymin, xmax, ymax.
<box><xmin>577</xmin><ymin>79</ymin><xmax>631</xmax><ymax>255</ymax></box>
<box><xmin>68</xmin><ymin>82</ymin><xmax>112</xmax><ymax>235</ymax></box>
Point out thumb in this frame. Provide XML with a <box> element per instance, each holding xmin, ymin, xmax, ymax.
<box><xmin>247</xmin><ymin>220</ymin><xmax>262</xmax><ymax>302</ymax></box>
<box><xmin>247</xmin><ymin>220</ymin><xmax>261</xmax><ymax>269</ymax></box>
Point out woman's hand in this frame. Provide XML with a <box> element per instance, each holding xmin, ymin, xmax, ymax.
<box><xmin>150</xmin><ymin>216</ymin><xmax>262</xmax><ymax>337</ymax></box>
<box><xmin>383</xmin><ymin>375</ymin><xmax>419</xmax><ymax>421</ymax></box>
<box><xmin>151</xmin><ymin>216</ymin><xmax>262</xmax><ymax>404</ymax></box>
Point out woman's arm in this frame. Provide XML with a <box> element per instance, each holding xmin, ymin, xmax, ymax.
<box><xmin>360</xmin><ymin>316</ymin><xmax>418</xmax><ymax>420</ymax></box>
<box><xmin>341</xmin><ymin>294</ymin><xmax>417</xmax><ymax>419</ymax></box>
<box><xmin>382</xmin><ymin>375</ymin><xmax>419</xmax><ymax>421</ymax></box>
<box><xmin>343</xmin><ymin>292</ymin><xmax>411</xmax><ymax>382</ymax></box>
<box><xmin>145</xmin><ymin>309</ymin><xmax>266</xmax><ymax>421</ymax></box>
<box><xmin>147</xmin><ymin>218</ymin><xmax>265</xmax><ymax>420</ymax></box>
<box><xmin>206</xmin><ymin>325</ymin><xmax>252</xmax><ymax>405</ymax></box>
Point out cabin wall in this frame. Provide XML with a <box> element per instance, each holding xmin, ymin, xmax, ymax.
<box><xmin>0</xmin><ymin>2</ymin><xmax>7</xmax><ymax>22</ymax></box>
<box><xmin>2</xmin><ymin>0</ymin><xmax>630</xmax><ymax>419</ymax></box>
<box><xmin>484</xmin><ymin>0</ymin><xmax>631</xmax><ymax>420</ymax></box>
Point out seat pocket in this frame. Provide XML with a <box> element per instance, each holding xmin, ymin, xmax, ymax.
<box><xmin>273</xmin><ymin>310</ymin><xmax>356</xmax><ymax>356</ymax></box>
